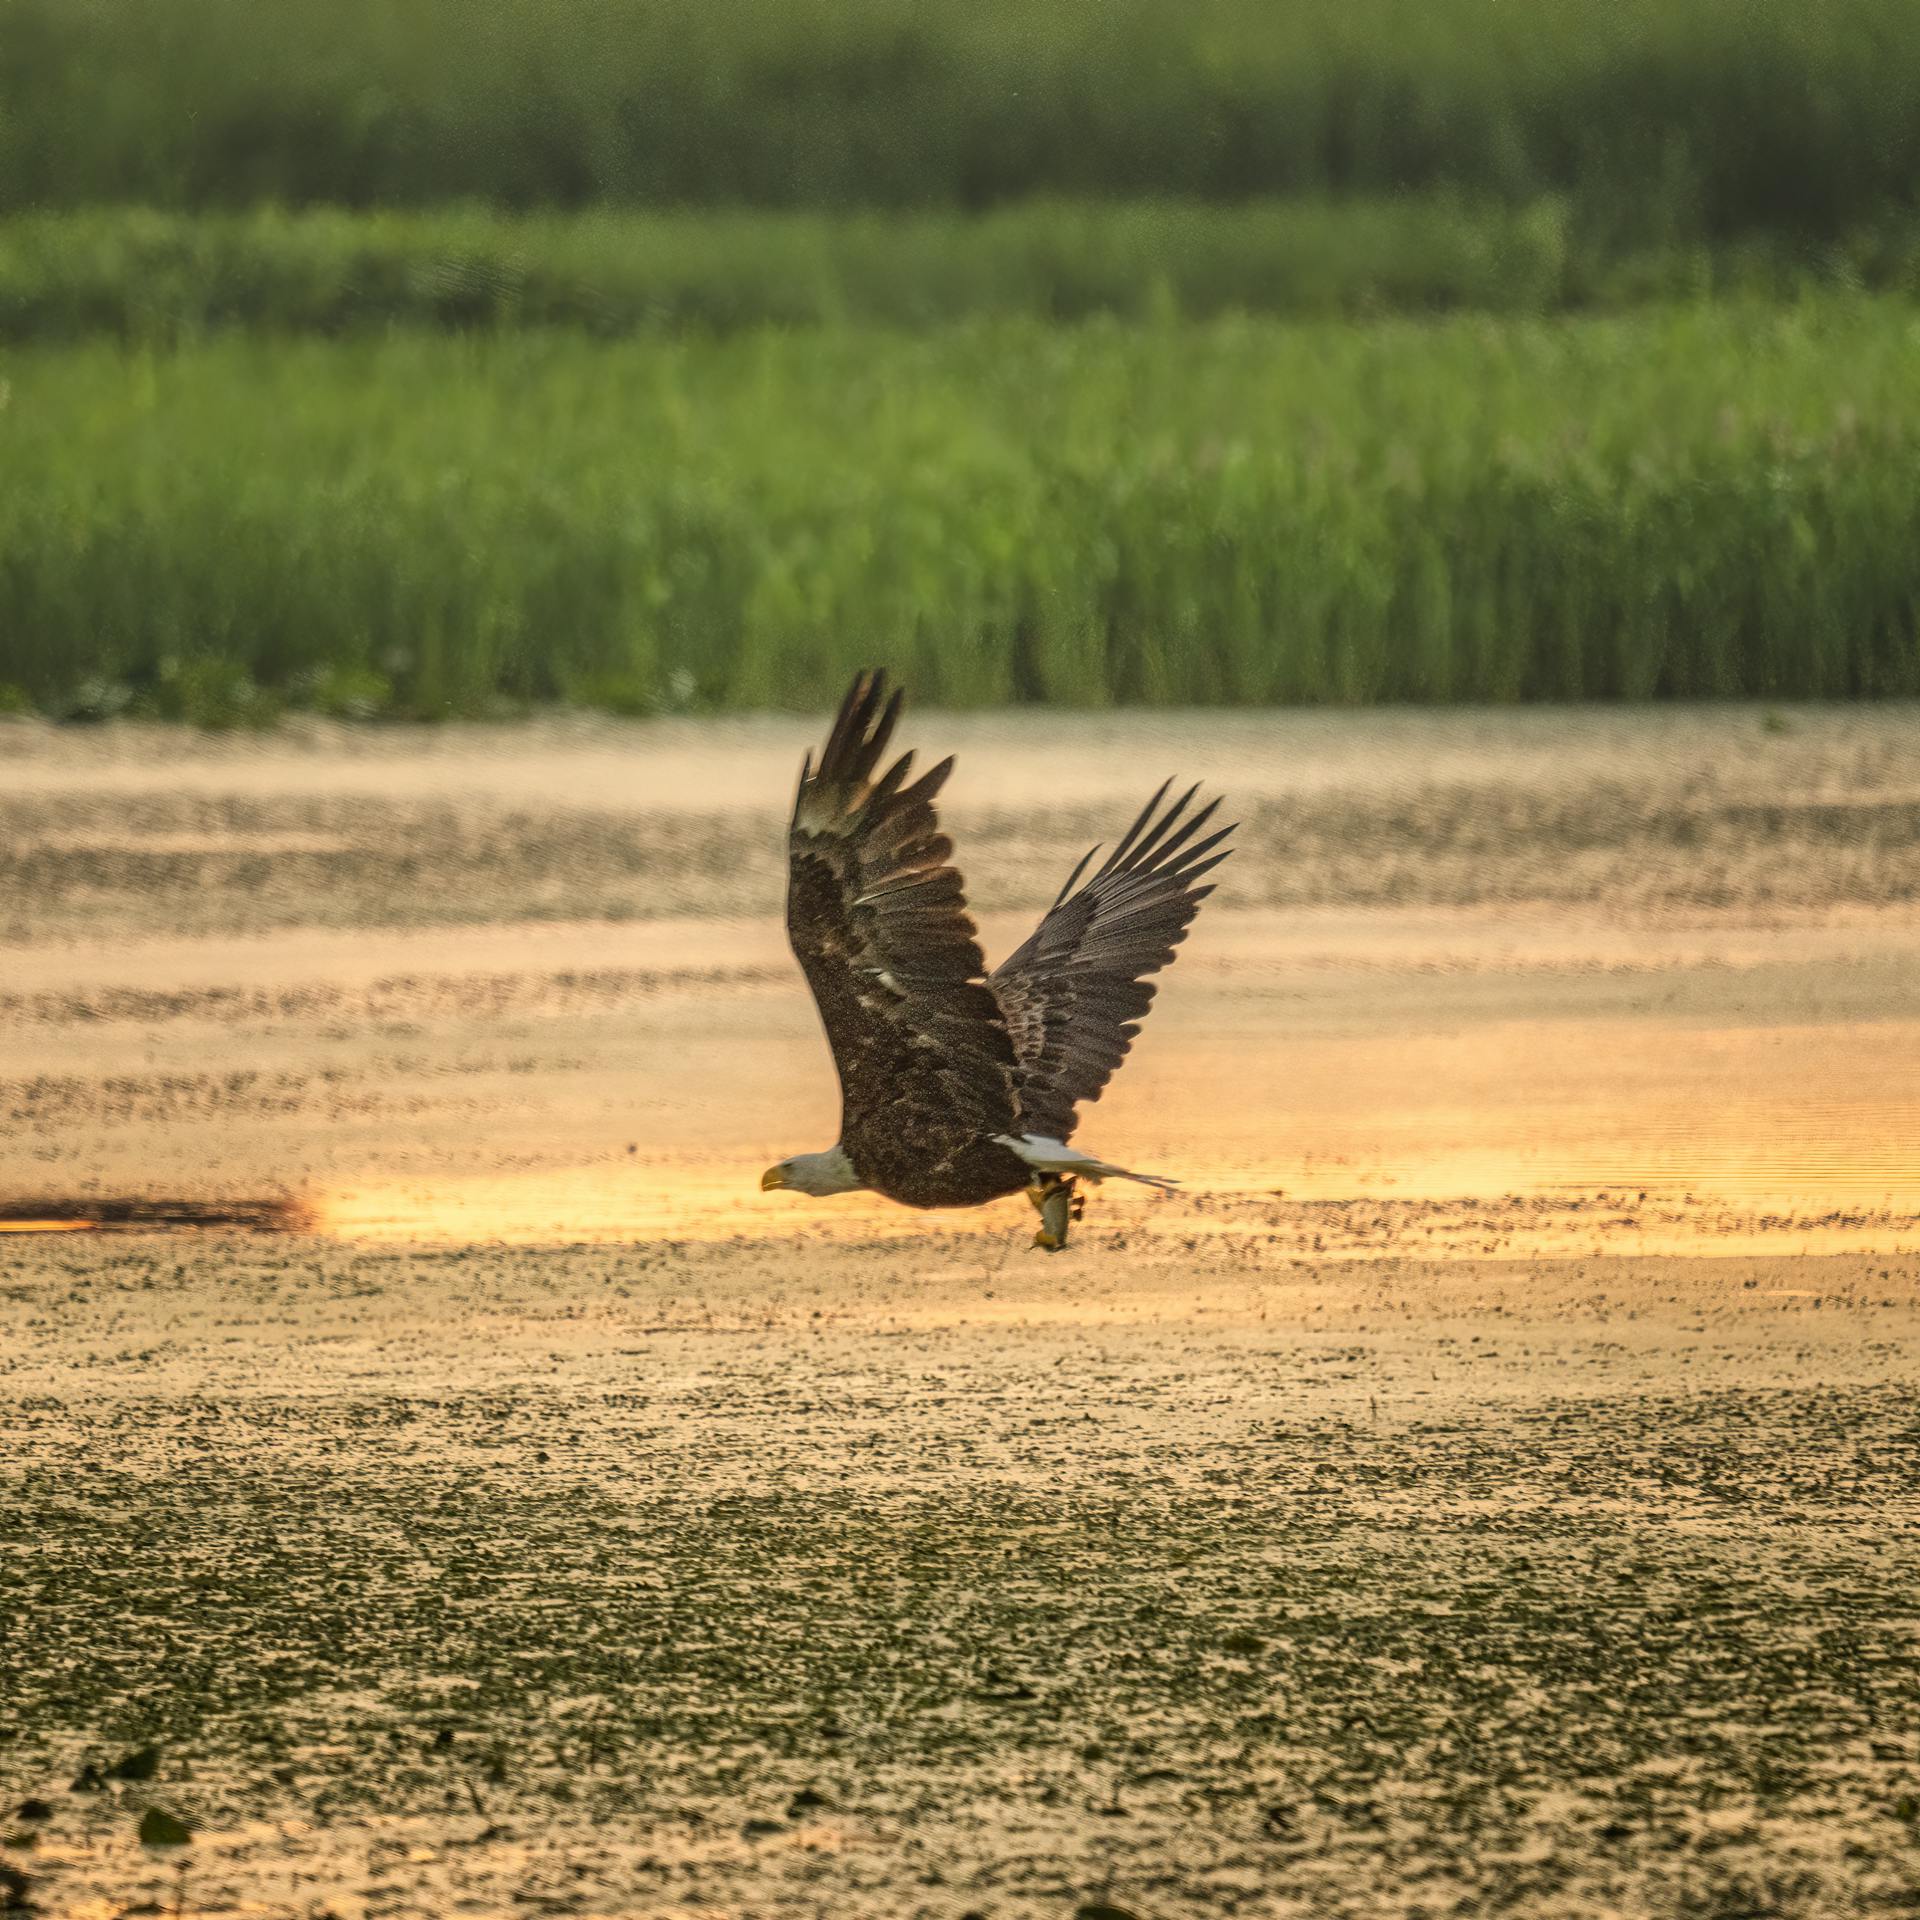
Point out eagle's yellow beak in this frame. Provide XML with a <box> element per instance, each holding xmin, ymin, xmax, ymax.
<box><xmin>760</xmin><ymin>1164</ymin><xmax>790</xmax><ymax>1191</ymax></box>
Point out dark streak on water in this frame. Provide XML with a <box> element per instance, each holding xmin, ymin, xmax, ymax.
<box><xmin>0</xmin><ymin>1195</ymin><xmax>309</xmax><ymax>1233</ymax></box>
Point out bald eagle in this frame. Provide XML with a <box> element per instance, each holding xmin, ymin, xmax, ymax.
<box><xmin>761</xmin><ymin>671</ymin><xmax>1233</xmax><ymax>1250</ymax></box>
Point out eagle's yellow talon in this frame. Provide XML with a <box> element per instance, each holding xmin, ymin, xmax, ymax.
<box><xmin>1032</xmin><ymin>1228</ymin><xmax>1064</xmax><ymax>1252</ymax></box>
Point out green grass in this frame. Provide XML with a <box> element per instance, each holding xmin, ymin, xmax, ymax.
<box><xmin>0</xmin><ymin>200</ymin><xmax>1578</xmax><ymax>341</ymax></box>
<box><xmin>13</xmin><ymin>201</ymin><xmax>1920</xmax><ymax>345</ymax></box>
<box><xmin>3</xmin><ymin>304</ymin><xmax>1919</xmax><ymax>719</ymax></box>
<box><xmin>8</xmin><ymin>0</ymin><xmax>1919</xmax><ymax>247</ymax></box>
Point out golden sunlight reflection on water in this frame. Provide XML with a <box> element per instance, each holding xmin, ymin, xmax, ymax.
<box><xmin>311</xmin><ymin>1141</ymin><xmax>1920</xmax><ymax>1261</ymax></box>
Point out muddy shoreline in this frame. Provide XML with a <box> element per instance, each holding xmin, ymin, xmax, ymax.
<box><xmin>4</xmin><ymin>706</ymin><xmax>1918</xmax><ymax>1915</ymax></box>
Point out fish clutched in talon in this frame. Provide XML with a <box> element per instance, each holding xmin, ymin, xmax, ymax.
<box><xmin>761</xmin><ymin>669</ymin><xmax>1230</xmax><ymax>1247</ymax></box>
<box><xmin>1029</xmin><ymin>1174</ymin><xmax>1086</xmax><ymax>1253</ymax></box>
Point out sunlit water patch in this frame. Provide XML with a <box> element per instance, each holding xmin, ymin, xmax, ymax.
<box><xmin>308</xmin><ymin>1155</ymin><xmax>1920</xmax><ymax>1261</ymax></box>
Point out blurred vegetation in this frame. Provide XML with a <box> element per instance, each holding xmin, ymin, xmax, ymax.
<box><xmin>12</xmin><ymin>201</ymin><xmax>1920</xmax><ymax>343</ymax></box>
<box><xmin>6</xmin><ymin>0</ymin><xmax>1918</xmax><ymax>247</ymax></box>
<box><xmin>5</xmin><ymin>305</ymin><xmax>1919</xmax><ymax>723</ymax></box>
<box><xmin>4</xmin><ymin>0</ymin><xmax>1918</xmax><ymax>718</ymax></box>
<box><xmin>0</xmin><ymin>201</ymin><xmax>1565</xmax><ymax>339</ymax></box>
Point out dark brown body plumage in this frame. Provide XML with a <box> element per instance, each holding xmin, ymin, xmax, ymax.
<box><xmin>785</xmin><ymin>672</ymin><xmax>1232</xmax><ymax>1210</ymax></box>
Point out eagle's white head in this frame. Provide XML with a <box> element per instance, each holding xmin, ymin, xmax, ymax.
<box><xmin>760</xmin><ymin>1146</ymin><xmax>863</xmax><ymax>1197</ymax></box>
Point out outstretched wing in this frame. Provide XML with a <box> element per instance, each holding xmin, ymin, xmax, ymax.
<box><xmin>990</xmin><ymin>782</ymin><xmax>1233</xmax><ymax>1142</ymax></box>
<box><xmin>786</xmin><ymin>671</ymin><xmax>1016</xmax><ymax>1141</ymax></box>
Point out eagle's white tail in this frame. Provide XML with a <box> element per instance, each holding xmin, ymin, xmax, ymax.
<box><xmin>994</xmin><ymin>1133</ymin><xmax>1180</xmax><ymax>1193</ymax></box>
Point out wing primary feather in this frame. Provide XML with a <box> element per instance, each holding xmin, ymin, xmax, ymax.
<box><xmin>1049</xmin><ymin>843</ymin><xmax>1101</xmax><ymax>911</ymax></box>
<box><xmin>826</xmin><ymin>674</ymin><xmax>878</xmax><ymax>773</ymax></box>
<box><xmin>1159</xmin><ymin>822</ymin><xmax>1235</xmax><ymax>876</ymax></box>
<box><xmin>1095</xmin><ymin>779</ymin><xmax>1173</xmax><ymax>879</ymax></box>
<box><xmin>820</xmin><ymin>671</ymin><xmax>893</xmax><ymax>787</ymax></box>
<box><xmin>1137</xmin><ymin>794</ymin><xmax>1221</xmax><ymax>866</ymax></box>
<box><xmin>870</xmin><ymin>686</ymin><xmax>904</xmax><ymax>770</ymax></box>
<box><xmin>899</xmin><ymin>754</ymin><xmax>956</xmax><ymax>808</ymax></box>
<box><xmin>867</xmin><ymin>749</ymin><xmax>916</xmax><ymax>809</ymax></box>
<box><xmin>1119</xmin><ymin>782</ymin><xmax>1202</xmax><ymax>869</ymax></box>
